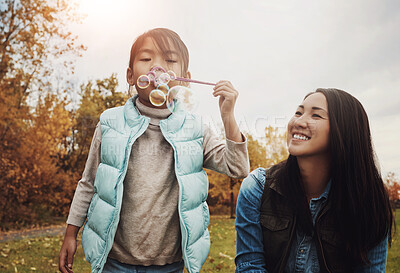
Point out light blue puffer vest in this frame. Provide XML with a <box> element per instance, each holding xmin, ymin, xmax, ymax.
<box><xmin>81</xmin><ymin>97</ymin><xmax>210</xmax><ymax>273</ymax></box>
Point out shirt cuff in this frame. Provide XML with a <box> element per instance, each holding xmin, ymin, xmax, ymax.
<box><xmin>66</xmin><ymin>214</ymin><xmax>86</xmax><ymax>227</ymax></box>
<box><xmin>227</xmin><ymin>133</ymin><xmax>247</xmax><ymax>145</ymax></box>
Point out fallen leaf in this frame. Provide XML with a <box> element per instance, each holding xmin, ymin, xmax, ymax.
<box><xmin>219</xmin><ymin>252</ymin><xmax>234</xmax><ymax>260</ymax></box>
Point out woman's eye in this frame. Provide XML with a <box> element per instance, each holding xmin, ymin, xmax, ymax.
<box><xmin>312</xmin><ymin>114</ymin><xmax>322</xmax><ymax>118</ymax></box>
<box><xmin>295</xmin><ymin>111</ymin><xmax>302</xmax><ymax>116</ymax></box>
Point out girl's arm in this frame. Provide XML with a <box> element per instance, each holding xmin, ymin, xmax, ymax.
<box><xmin>202</xmin><ymin>122</ymin><xmax>249</xmax><ymax>179</ymax></box>
<box><xmin>235</xmin><ymin>168</ymin><xmax>268</xmax><ymax>273</ymax></box>
<box><xmin>66</xmin><ymin>123</ymin><xmax>102</xmax><ymax>226</ymax></box>
<box><xmin>59</xmin><ymin>123</ymin><xmax>101</xmax><ymax>273</ymax></box>
<box><xmin>354</xmin><ymin>236</ymin><xmax>388</xmax><ymax>273</ymax></box>
<box><xmin>59</xmin><ymin>224</ymin><xmax>80</xmax><ymax>273</ymax></box>
<box><xmin>213</xmin><ymin>80</ymin><xmax>243</xmax><ymax>142</ymax></box>
<box><xmin>203</xmin><ymin>80</ymin><xmax>249</xmax><ymax>178</ymax></box>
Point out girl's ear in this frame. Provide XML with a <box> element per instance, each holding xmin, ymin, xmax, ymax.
<box><xmin>127</xmin><ymin>67</ymin><xmax>135</xmax><ymax>86</ymax></box>
<box><xmin>181</xmin><ymin>71</ymin><xmax>191</xmax><ymax>87</ymax></box>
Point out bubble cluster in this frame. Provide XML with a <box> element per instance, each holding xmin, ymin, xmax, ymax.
<box><xmin>166</xmin><ymin>86</ymin><xmax>198</xmax><ymax>113</ymax></box>
<box><xmin>136</xmin><ymin>66</ymin><xmax>206</xmax><ymax>113</ymax></box>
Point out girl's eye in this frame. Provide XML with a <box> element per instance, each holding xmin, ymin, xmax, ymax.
<box><xmin>166</xmin><ymin>59</ymin><xmax>177</xmax><ymax>63</ymax></box>
<box><xmin>295</xmin><ymin>111</ymin><xmax>302</xmax><ymax>116</ymax></box>
<box><xmin>140</xmin><ymin>58</ymin><xmax>151</xmax><ymax>62</ymax></box>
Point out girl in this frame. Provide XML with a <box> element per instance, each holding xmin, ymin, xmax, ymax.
<box><xmin>235</xmin><ymin>88</ymin><xmax>393</xmax><ymax>272</ymax></box>
<box><xmin>59</xmin><ymin>28</ymin><xmax>249</xmax><ymax>273</ymax></box>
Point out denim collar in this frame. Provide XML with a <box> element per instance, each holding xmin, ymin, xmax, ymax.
<box><xmin>266</xmin><ymin>165</ymin><xmax>332</xmax><ymax>201</ymax></box>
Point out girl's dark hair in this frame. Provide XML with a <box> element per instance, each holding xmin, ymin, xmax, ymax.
<box><xmin>128</xmin><ymin>28</ymin><xmax>189</xmax><ymax>75</ymax></box>
<box><xmin>277</xmin><ymin>88</ymin><xmax>393</xmax><ymax>267</ymax></box>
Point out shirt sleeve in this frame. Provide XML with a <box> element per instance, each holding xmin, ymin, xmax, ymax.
<box><xmin>235</xmin><ymin>168</ymin><xmax>268</xmax><ymax>273</ymax></box>
<box><xmin>354</xmin><ymin>236</ymin><xmax>388</xmax><ymax>273</ymax></box>
<box><xmin>202</xmin><ymin>123</ymin><xmax>249</xmax><ymax>179</ymax></box>
<box><xmin>66</xmin><ymin>123</ymin><xmax>102</xmax><ymax>227</ymax></box>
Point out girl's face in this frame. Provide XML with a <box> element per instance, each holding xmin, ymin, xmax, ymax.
<box><xmin>287</xmin><ymin>92</ymin><xmax>330</xmax><ymax>158</ymax></box>
<box><xmin>127</xmin><ymin>37</ymin><xmax>190</xmax><ymax>108</ymax></box>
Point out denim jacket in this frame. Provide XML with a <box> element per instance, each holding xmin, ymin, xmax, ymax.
<box><xmin>235</xmin><ymin>168</ymin><xmax>388</xmax><ymax>273</ymax></box>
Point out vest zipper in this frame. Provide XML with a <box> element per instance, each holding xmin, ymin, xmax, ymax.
<box><xmin>94</xmin><ymin>119</ymin><xmax>149</xmax><ymax>272</ymax></box>
<box><xmin>159</xmin><ymin>127</ymin><xmax>191</xmax><ymax>273</ymax></box>
<box><xmin>278</xmin><ymin>216</ymin><xmax>297</xmax><ymax>273</ymax></box>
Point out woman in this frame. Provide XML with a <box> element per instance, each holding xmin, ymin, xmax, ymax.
<box><xmin>235</xmin><ymin>88</ymin><xmax>393</xmax><ymax>272</ymax></box>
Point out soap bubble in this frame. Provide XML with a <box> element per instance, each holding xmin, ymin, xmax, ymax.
<box><xmin>166</xmin><ymin>86</ymin><xmax>198</xmax><ymax>113</ymax></box>
<box><xmin>157</xmin><ymin>73</ymin><xmax>171</xmax><ymax>85</ymax></box>
<box><xmin>137</xmin><ymin>75</ymin><xmax>150</xmax><ymax>89</ymax></box>
<box><xmin>149</xmin><ymin>89</ymin><xmax>167</xmax><ymax>107</ymax></box>
<box><xmin>167</xmin><ymin>70</ymin><xmax>177</xmax><ymax>80</ymax></box>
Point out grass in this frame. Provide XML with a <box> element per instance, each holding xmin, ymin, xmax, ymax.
<box><xmin>0</xmin><ymin>214</ymin><xmax>399</xmax><ymax>273</ymax></box>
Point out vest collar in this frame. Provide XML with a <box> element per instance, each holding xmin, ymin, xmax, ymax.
<box><xmin>123</xmin><ymin>96</ymin><xmax>147</xmax><ymax>127</ymax></box>
<box><xmin>266</xmin><ymin>164</ymin><xmax>285</xmax><ymax>196</ymax></box>
<box><xmin>160</xmin><ymin>109</ymin><xmax>186</xmax><ymax>133</ymax></box>
<box><xmin>265</xmin><ymin>164</ymin><xmax>333</xmax><ymax>211</ymax></box>
<box><xmin>124</xmin><ymin>95</ymin><xmax>186</xmax><ymax>133</ymax></box>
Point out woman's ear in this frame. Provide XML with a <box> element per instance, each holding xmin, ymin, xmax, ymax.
<box><xmin>127</xmin><ymin>67</ymin><xmax>135</xmax><ymax>86</ymax></box>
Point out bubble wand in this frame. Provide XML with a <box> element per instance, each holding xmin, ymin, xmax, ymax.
<box><xmin>136</xmin><ymin>66</ymin><xmax>216</xmax><ymax>89</ymax></box>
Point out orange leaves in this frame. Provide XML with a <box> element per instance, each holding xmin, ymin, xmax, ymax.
<box><xmin>207</xmin><ymin>126</ymin><xmax>289</xmax><ymax>215</ymax></box>
<box><xmin>0</xmin><ymin>92</ymin><xmax>76</xmax><ymax>228</ymax></box>
<box><xmin>246</xmin><ymin>126</ymin><xmax>288</xmax><ymax>171</ymax></box>
<box><xmin>385</xmin><ymin>172</ymin><xmax>400</xmax><ymax>202</ymax></box>
<box><xmin>0</xmin><ymin>73</ymin><xmax>129</xmax><ymax>228</ymax></box>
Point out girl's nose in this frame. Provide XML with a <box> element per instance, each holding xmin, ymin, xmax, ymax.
<box><xmin>150</xmin><ymin>56</ymin><xmax>165</xmax><ymax>70</ymax></box>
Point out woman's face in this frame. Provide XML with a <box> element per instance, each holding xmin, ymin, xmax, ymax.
<box><xmin>287</xmin><ymin>92</ymin><xmax>330</xmax><ymax>158</ymax></box>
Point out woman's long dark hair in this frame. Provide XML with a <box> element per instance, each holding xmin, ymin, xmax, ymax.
<box><xmin>277</xmin><ymin>88</ymin><xmax>393</xmax><ymax>266</ymax></box>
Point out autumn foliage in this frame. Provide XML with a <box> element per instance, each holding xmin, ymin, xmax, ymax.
<box><xmin>2</xmin><ymin>1</ymin><xmax>396</xmax><ymax>231</ymax></box>
<box><xmin>385</xmin><ymin>172</ymin><xmax>400</xmax><ymax>208</ymax></box>
<box><xmin>0</xmin><ymin>0</ymin><xmax>293</xmax><ymax>228</ymax></box>
<box><xmin>207</xmin><ymin>127</ymin><xmax>289</xmax><ymax>215</ymax></box>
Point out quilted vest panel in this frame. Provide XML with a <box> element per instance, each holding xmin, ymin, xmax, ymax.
<box><xmin>82</xmin><ymin>97</ymin><xmax>210</xmax><ymax>273</ymax></box>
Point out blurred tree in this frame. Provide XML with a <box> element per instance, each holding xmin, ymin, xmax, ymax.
<box><xmin>0</xmin><ymin>93</ymin><xmax>78</xmax><ymax>226</ymax></box>
<box><xmin>247</xmin><ymin>134</ymin><xmax>269</xmax><ymax>171</ymax></box>
<box><xmin>207</xmin><ymin>126</ymin><xmax>289</xmax><ymax>216</ymax></box>
<box><xmin>0</xmin><ymin>0</ymin><xmax>84</xmax><ymax>86</ymax></box>
<box><xmin>264</xmin><ymin>126</ymin><xmax>289</xmax><ymax>167</ymax></box>
<box><xmin>0</xmin><ymin>0</ymin><xmax>84</xmax><ymax>228</ymax></box>
<box><xmin>62</xmin><ymin>74</ymin><xmax>129</xmax><ymax>175</ymax></box>
<box><xmin>385</xmin><ymin>172</ymin><xmax>400</xmax><ymax>208</ymax></box>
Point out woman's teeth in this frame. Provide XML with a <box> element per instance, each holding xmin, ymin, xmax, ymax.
<box><xmin>293</xmin><ymin>134</ymin><xmax>310</xmax><ymax>140</ymax></box>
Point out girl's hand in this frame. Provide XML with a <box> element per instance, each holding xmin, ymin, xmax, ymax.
<box><xmin>59</xmin><ymin>225</ymin><xmax>79</xmax><ymax>273</ymax></box>
<box><xmin>213</xmin><ymin>80</ymin><xmax>238</xmax><ymax>117</ymax></box>
<box><xmin>213</xmin><ymin>80</ymin><xmax>243</xmax><ymax>142</ymax></box>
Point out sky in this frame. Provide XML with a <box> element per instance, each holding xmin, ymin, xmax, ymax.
<box><xmin>68</xmin><ymin>0</ymin><xmax>400</xmax><ymax>176</ymax></box>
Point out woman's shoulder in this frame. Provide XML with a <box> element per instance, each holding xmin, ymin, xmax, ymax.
<box><xmin>241</xmin><ymin>163</ymin><xmax>285</xmax><ymax>191</ymax></box>
<box><xmin>241</xmin><ymin>168</ymin><xmax>266</xmax><ymax>192</ymax></box>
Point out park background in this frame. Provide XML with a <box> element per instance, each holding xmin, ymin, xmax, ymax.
<box><xmin>1</xmin><ymin>0</ymin><xmax>400</xmax><ymax>272</ymax></box>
